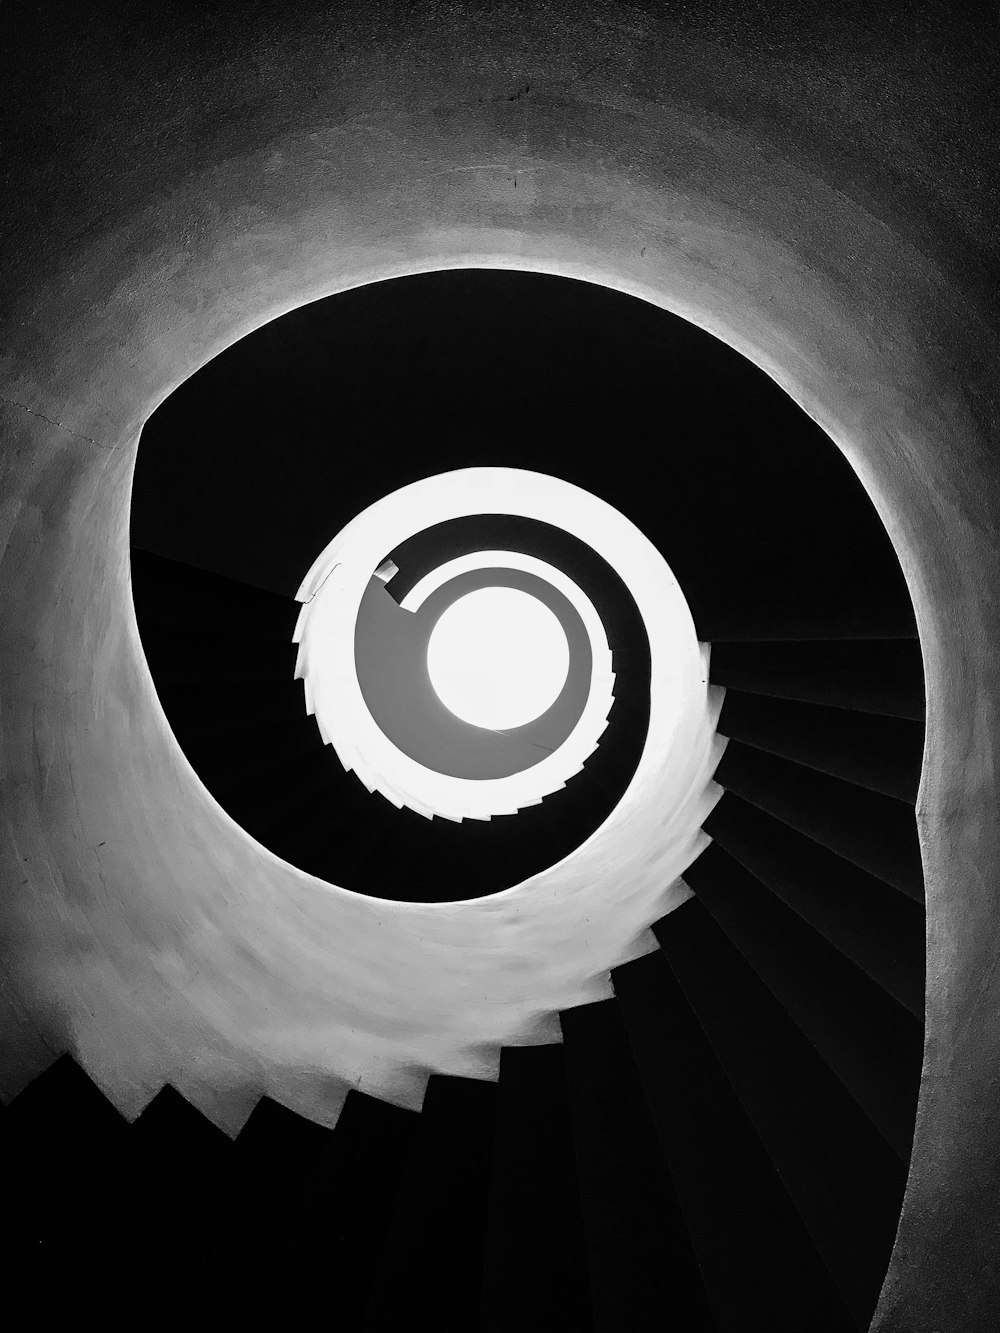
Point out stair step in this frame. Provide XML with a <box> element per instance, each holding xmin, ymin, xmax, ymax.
<box><xmin>160</xmin><ymin>693</ymin><xmax>313</xmax><ymax>746</ymax></box>
<box><xmin>705</xmin><ymin>793</ymin><xmax>925</xmax><ymax>1014</ymax></box>
<box><xmin>131</xmin><ymin>547</ymin><xmax>299</xmax><ymax>640</ymax></box>
<box><xmin>481</xmin><ymin>1045</ymin><xmax>593</xmax><ymax>1331</ymax></box>
<box><xmin>666</xmin><ymin>488</ymin><xmax>917</xmax><ymax>643</ymax></box>
<box><xmin>718</xmin><ymin>689</ymin><xmax>923</xmax><ymax>802</ymax></box>
<box><xmin>684</xmin><ymin>842</ymin><xmax>922</xmax><ymax>1156</ymax></box>
<box><xmin>364</xmin><ymin>1074</ymin><xmax>497</xmax><ymax>1331</ymax></box>
<box><xmin>2</xmin><ymin>1056</ymin><xmax>128</xmax><ymax>1315</ymax></box>
<box><xmin>233</xmin><ymin>1090</ymin><xmax>418</xmax><ymax>1323</ymax></box>
<box><xmin>251</xmin><ymin>743</ymin><xmax>391</xmax><ymax>866</ymax></box>
<box><xmin>259</xmin><ymin>748</ymin><xmax>596</xmax><ymax>904</ymax></box>
<box><xmin>655</xmin><ymin>900</ymin><xmax>908</xmax><ymax>1328</ymax></box>
<box><xmin>714</xmin><ymin>741</ymin><xmax>924</xmax><ymax>900</ymax></box>
<box><xmin>613</xmin><ymin>950</ymin><xmax>854</xmax><ymax>1332</ymax></box>
<box><xmin>135</xmin><ymin>623</ymin><xmax>299</xmax><ymax>687</ymax></box>
<box><xmin>4</xmin><ymin>1053</ymin><xmax>125</xmax><ymax>1157</ymax></box>
<box><xmin>560</xmin><ymin>998</ymin><xmax>714</xmax><ymax>1332</ymax></box>
<box><xmin>114</xmin><ymin>1087</ymin><xmax>237</xmax><ymax>1309</ymax></box>
<box><xmin>709</xmin><ymin>639</ymin><xmax>924</xmax><ymax>719</ymax></box>
<box><xmin>695</xmin><ymin>608</ymin><xmax>917</xmax><ymax>643</ymax></box>
<box><xmin>192</xmin><ymin>719</ymin><xmax>333</xmax><ymax>810</ymax></box>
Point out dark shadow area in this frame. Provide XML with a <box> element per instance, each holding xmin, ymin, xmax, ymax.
<box><xmin>130</xmin><ymin>542</ymin><xmax>649</xmax><ymax>901</ymax></box>
<box><xmin>131</xmin><ymin>269</ymin><xmax>915</xmax><ymax>637</ymax></box>
<box><xmin>129</xmin><ymin>269</ymin><xmax>916</xmax><ymax>900</ymax></box>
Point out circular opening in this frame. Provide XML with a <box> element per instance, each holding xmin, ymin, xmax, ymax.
<box><xmin>426</xmin><ymin>587</ymin><xmax>571</xmax><ymax>731</ymax></box>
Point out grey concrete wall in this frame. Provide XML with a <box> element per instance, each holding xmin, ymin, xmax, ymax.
<box><xmin>1</xmin><ymin>3</ymin><xmax>998</xmax><ymax>1326</ymax></box>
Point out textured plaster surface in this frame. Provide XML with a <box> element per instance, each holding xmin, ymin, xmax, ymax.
<box><xmin>1</xmin><ymin>3</ymin><xmax>998</xmax><ymax>1326</ymax></box>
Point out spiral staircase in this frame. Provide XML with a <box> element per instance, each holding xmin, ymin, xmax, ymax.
<box><xmin>2</xmin><ymin>271</ymin><xmax>925</xmax><ymax>1329</ymax></box>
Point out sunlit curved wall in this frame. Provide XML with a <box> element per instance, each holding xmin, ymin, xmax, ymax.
<box><xmin>1</xmin><ymin>5</ymin><xmax>997</xmax><ymax>1328</ymax></box>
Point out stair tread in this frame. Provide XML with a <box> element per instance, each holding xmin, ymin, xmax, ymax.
<box><xmin>705</xmin><ymin>793</ymin><xmax>925</xmax><ymax>1014</ymax></box>
<box><xmin>718</xmin><ymin>689</ymin><xmax>923</xmax><ymax>802</ymax></box>
<box><xmin>714</xmin><ymin>741</ymin><xmax>924</xmax><ymax>900</ymax></box>
<box><xmin>131</xmin><ymin>547</ymin><xmax>298</xmax><ymax>623</ymax></box>
<box><xmin>364</xmin><ymin>1074</ymin><xmax>497</xmax><ymax>1332</ymax></box>
<box><xmin>560</xmin><ymin>998</ymin><xmax>716</xmax><ymax>1332</ymax></box>
<box><xmin>654</xmin><ymin>900</ymin><xmax>908</xmax><ymax>1327</ymax></box>
<box><xmin>710</xmin><ymin>639</ymin><xmax>924</xmax><ymax>719</ymax></box>
<box><xmin>614</xmin><ymin>950</ymin><xmax>855</xmax><ymax>1332</ymax></box>
<box><xmin>684</xmin><ymin>841</ymin><xmax>922</xmax><ymax>1156</ymax></box>
<box><xmin>3</xmin><ymin>1056</ymin><xmax>130</xmax><ymax>1311</ymax></box>
<box><xmin>232</xmin><ymin>1089</ymin><xmax>418</xmax><ymax>1323</ymax></box>
<box><xmin>481</xmin><ymin>1045</ymin><xmax>593</xmax><ymax>1331</ymax></box>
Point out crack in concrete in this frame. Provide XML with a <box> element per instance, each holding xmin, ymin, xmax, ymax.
<box><xmin>563</xmin><ymin>55</ymin><xmax>612</xmax><ymax>91</ymax></box>
<box><xmin>411</xmin><ymin>163</ymin><xmax>541</xmax><ymax>185</ymax></box>
<box><xmin>67</xmin><ymin>767</ymin><xmax>115</xmax><ymax>912</ymax></box>
<box><xmin>300</xmin><ymin>560</ymin><xmax>341</xmax><ymax>604</ymax></box>
<box><xmin>1</xmin><ymin>393</ymin><xmax>113</xmax><ymax>450</ymax></box>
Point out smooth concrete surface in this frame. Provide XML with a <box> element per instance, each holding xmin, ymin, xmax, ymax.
<box><xmin>1</xmin><ymin>4</ymin><xmax>998</xmax><ymax>1327</ymax></box>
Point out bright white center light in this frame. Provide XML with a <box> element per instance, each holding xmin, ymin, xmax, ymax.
<box><xmin>427</xmin><ymin>587</ymin><xmax>571</xmax><ymax>731</ymax></box>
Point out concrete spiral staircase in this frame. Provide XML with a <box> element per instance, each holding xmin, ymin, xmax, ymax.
<box><xmin>3</xmin><ymin>498</ymin><xmax>924</xmax><ymax>1329</ymax></box>
<box><xmin>5</xmin><ymin>3</ymin><xmax>999</xmax><ymax>1326</ymax></box>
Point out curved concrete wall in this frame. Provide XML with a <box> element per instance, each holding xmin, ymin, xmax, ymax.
<box><xmin>1</xmin><ymin>3</ymin><xmax>997</xmax><ymax>1327</ymax></box>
